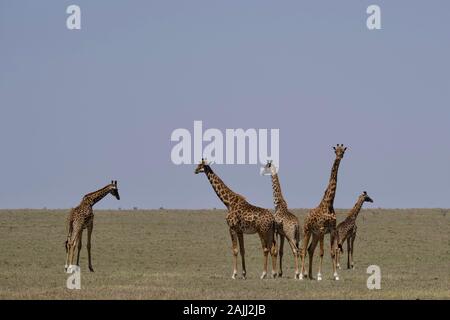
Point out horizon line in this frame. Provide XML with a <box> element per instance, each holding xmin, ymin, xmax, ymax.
<box><xmin>0</xmin><ymin>207</ymin><xmax>448</xmax><ymax>211</ymax></box>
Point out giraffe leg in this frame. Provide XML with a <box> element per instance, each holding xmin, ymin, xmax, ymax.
<box><xmin>337</xmin><ymin>238</ymin><xmax>343</xmax><ymax>270</ymax></box>
<box><xmin>67</xmin><ymin>227</ymin><xmax>81</xmax><ymax>273</ymax></box>
<box><xmin>336</xmin><ymin>245</ymin><xmax>341</xmax><ymax>270</ymax></box>
<box><xmin>317</xmin><ymin>235</ymin><xmax>324</xmax><ymax>281</ymax></box>
<box><xmin>64</xmin><ymin>223</ymin><xmax>73</xmax><ymax>272</ymax></box>
<box><xmin>278</xmin><ymin>234</ymin><xmax>285</xmax><ymax>278</ymax></box>
<box><xmin>229</xmin><ymin>229</ymin><xmax>239</xmax><ymax>279</ymax></box>
<box><xmin>350</xmin><ymin>234</ymin><xmax>356</xmax><ymax>269</ymax></box>
<box><xmin>237</xmin><ymin>232</ymin><xmax>246</xmax><ymax>279</ymax></box>
<box><xmin>87</xmin><ymin>222</ymin><xmax>94</xmax><ymax>272</ymax></box>
<box><xmin>269</xmin><ymin>229</ymin><xmax>277</xmax><ymax>278</ymax></box>
<box><xmin>76</xmin><ymin>229</ymin><xmax>83</xmax><ymax>266</ymax></box>
<box><xmin>307</xmin><ymin>235</ymin><xmax>319</xmax><ymax>280</ymax></box>
<box><xmin>258</xmin><ymin>233</ymin><xmax>270</xmax><ymax>280</ymax></box>
<box><xmin>287</xmin><ymin>237</ymin><xmax>300</xmax><ymax>279</ymax></box>
<box><xmin>330</xmin><ymin>231</ymin><xmax>339</xmax><ymax>280</ymax></box>
<box><xmin>64</xmin><ymin>251</ymin><xmax>70</xmax><ymax>273</ymax></box>
<box><xmin>347</xmin><ymin>237</ymin><xmax>351</xmax><ymax>269</ymax></box>
<box><xmin>299</xmin><ymin>231</ymin><xmax>311</xmax><ymax>280</ymax></box>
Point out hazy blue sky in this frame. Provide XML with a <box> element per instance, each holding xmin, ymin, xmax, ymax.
<box><xmin>1</xmin><ymin>1</ymin><xmax>449</xmax><ymax>209</ymax></box>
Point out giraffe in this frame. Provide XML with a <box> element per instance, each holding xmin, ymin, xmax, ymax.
<box><xmin>64</xmin><ymin>180</ymin><xmax>120</xmax><ymax>273</ymax></box>
<box><xmin>300</xmin><ymin>144</ymin><xmax>347</xmax><ymax>281</ymax></box>
<box><xmin>195</xmin><ymin>159</ymin><xmax>277</xmax><ymax>279</ymax></box>
<box><xmin>335</xmin><ymin>191</ymin><xmax>373</xmax><ymax>270</ymax></box>
<box><xmin>262</xmin><ymin>161</ymin><xmax>301</xmax><ymax>279</ymax></box>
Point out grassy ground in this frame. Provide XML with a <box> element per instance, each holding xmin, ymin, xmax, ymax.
<box><xmin>0</xmin><ymin>209</ymin><xmax>449</xmax><ymax>299</ymax></box>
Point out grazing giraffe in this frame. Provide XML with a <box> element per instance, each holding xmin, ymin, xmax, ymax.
<box><xmin>262</xmin><ymin>160</ymin><xmax>301</xmax><ymax>279</ymax></box>
<box><xmin>300</xmin><ymin>144</ymin><xmax>347</xmax><ymax>281</ymax></box>
<box><xmin>195</xmin><ymin>159</ymin><xmax>277</xmax><ymax>279</ymax></box>
<box><xmin>64</xmin><ymin>181</ymin><xmax>120</xmax><ymax>272</ymax></box>
<box><xmin>335</xmin><ymin>191</ymin><xmax>373</xmax><ymax>270</ymax></box>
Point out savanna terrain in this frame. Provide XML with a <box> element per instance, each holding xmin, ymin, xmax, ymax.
<box><xmin>0</xmin><ymin>209</ymin><xmax>449</xmax><ymax>299</ymax></box>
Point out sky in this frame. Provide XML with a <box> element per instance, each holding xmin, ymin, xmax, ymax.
<box><xmin>1</xmin><ymin>0</ymin><xmax>449</xmax><ymax>209</ymax></box>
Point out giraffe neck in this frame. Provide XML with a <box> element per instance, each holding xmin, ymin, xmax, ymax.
<box><xmin>347</xmin><ymin>197</ymin><xmax>365</xmax><ymax>220</ymax></box>
<box><xmin>271</xmin><ymin>173</ymin><xmax>287</xmax><ymax>211</ymax></box>
<box><xmin>318</xmin><ymin>157</ymin><xmax>342</xmax><ymax>211</ymax></box>
<box><xmin>204</xmin><ymin>166</ymin><xmax>242</xmax><ymax>209</ymax></box>
<box><xmin>82</xmin><ymin>185</ymin><xmax>112</xmax><ymax>207</ymax></box>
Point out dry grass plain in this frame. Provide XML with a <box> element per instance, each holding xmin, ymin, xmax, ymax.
<box><xmin>0</xmin><ymin>209</ymin><xmax>449</xmax><ymax>299</ymax></box>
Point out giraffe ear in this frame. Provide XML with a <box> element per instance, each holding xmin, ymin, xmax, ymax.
<box><xmin>333</xmin><ymin>147</ymin><xmax>336</xmax><ymax>151</ymax></box>
<box><xmin>344</xmin><ymin>147</ymin><xmax>347</xmax><ymax>151</ymax></box>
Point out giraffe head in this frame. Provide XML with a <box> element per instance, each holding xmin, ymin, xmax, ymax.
<box><xmin>361</xmin><ymin>191</ymin><xmax>373</xmax><ymax>203</ymax></box>
<box><xmin>109</xmin><ymin>180</ymin><xmax>120</xmax><ymax>200</ymax></box>
<box><xmin>261</xmin><ymin>160</ymin><xmax>277</xmax><ymax>176</ymax></box>
<box><xmin>333</xmin><ymin>144</ymin><xmax>347</xmax><ymax>159</ymax></box>
<box><xmin>194</xmin><ymin>158</ymin><xmax>209</xmax><ymax>174</ymax></box>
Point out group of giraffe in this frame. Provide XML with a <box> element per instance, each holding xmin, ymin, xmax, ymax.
<box><xmin>195</xmin><ymin>144</ymin><xmax>374</xmax><ymax>280</ymax></box>
<box><xmin>64</xmin><ymin>144</ymin><xmax>373</xmax><ymax>281</ymax></box>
